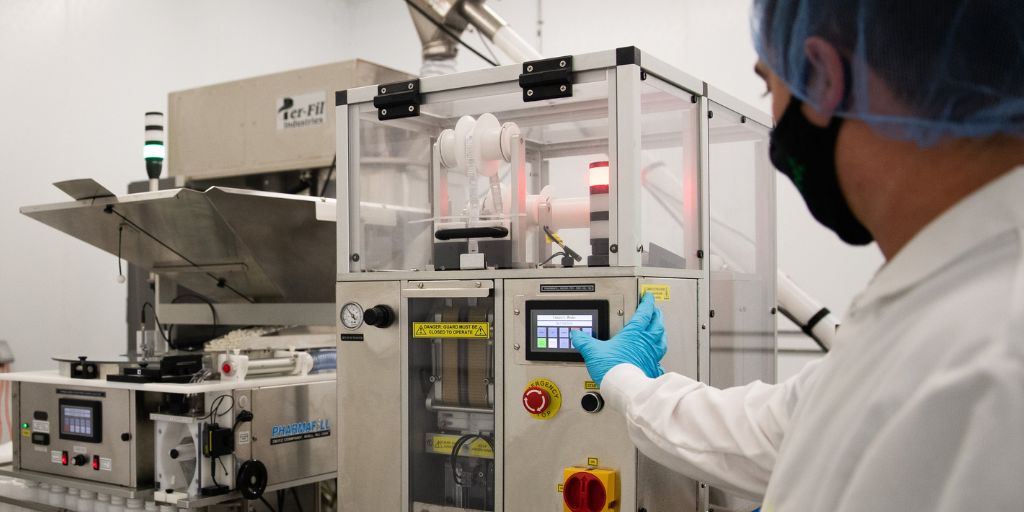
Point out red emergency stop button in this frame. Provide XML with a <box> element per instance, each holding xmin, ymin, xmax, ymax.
<box><xmin>523</xmin><ymin>386</ymin><xmax>550</xmax><ymax>414</ymax></box>
<box><xmin>564</xmin><ymin>472</ymin><xmax>607</xmax><ymax>512</ymax></box>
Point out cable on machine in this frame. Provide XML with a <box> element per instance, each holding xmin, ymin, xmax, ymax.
<box><xmin>116</xmin><ymin>225</ymin><xmax>126</xmax><ymax>283</ymax></box>
<box><xmin>449</xmin><ymin>434</ymin><xmax>494</xmax><ymax>486</ymax></box>
<box><xmin>103</xmin><ymin>204</ymin><xmax>255</xmax><ymax>303</ymax></box>
<box><xmin>168</xmin><ymin>294</ymin><xmax>219</xmax><ymax>343</ymax></box>
<box><xmin>141</xmin><ymin>302</ymin><xmax>173</xmax><ymax>347</ymax></box>
<box><xmin>319</xmin><ymin>155</ymin><xmax>337</xmax><ymax>199</ymax></box>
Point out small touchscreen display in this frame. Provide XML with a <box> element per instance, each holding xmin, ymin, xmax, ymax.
<box><xmin>58</xmin><ymin>399</ymin><xmax>102</xmax><ymax>443</ymax></box>
<box><xmin>61</xmin><ymin>405</ymin><xmax>93</xmax><ymax>436</ymax></box>
<box><xmin>532</xmin><ymin>310</ymin><xmax>598</xmax><ymax>353</ymax></box>
<box><xmin>525</xmin><ymin>300</ymin><xmax>609</xmax><ymax>362</ymax></box>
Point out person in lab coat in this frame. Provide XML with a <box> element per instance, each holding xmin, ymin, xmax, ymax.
<box><xmin>570</xmin><ymin>1</ymin><xmax>1024</xmax><ymax>510</ymax></box>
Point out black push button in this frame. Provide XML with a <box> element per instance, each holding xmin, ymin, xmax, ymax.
<box><xmin>31</xmin><ymin>433</ymin><xmax>49</xmax><ymax>445</ymax></box>
<box><xmin>73</xmin><ymin>454</ymin><xmax>87</xmax><ymax>466</ymax></box>
<box><xmin>581</xmin><ymin>392</ymin><xmax>605</xmax><ymax>413</ymax></box>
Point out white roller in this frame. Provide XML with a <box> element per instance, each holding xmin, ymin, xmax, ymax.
<box><xmin>549</xmin><ymin>197</ymin><xmax>590</xmax><ymax>229</ymax></box>
<box><xmin>438</xmin><ymin>129</ymin><xmax>457</xmax><ymax>169</ymax></box>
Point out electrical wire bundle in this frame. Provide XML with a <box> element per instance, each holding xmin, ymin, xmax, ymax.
<box><xmin>449</xmin><ymin>434</ymin><xmax>495</xmax><ymax>487</ymax></box>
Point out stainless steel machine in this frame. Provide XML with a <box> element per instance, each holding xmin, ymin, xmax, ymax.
<box><xmin>3</xmin><ymin>183</ymin><xmax>343</xmax><ymax>511</ymax></box>
<box><xmin>0</xmin><ymin>59</ymin><xmax>412</xmax><ymax>512</ymax></box>
<box><xmin>334</xmin><ymin>47</ymin><xmax>776</xmax><ymax>512</ymax></box>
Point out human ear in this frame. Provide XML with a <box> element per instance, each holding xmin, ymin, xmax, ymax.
<box><xmin>803</xmin><ymin>37</ymin><xmax>846</xmax><ymax>114</ymax></box>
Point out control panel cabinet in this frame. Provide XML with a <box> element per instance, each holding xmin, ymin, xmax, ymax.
<box><xmin>14</xmin><ymin>383</ymin><xmax>157</xmax><ymax>488</ymax></box>
<box><xmin>337</xmin><ymin>276</ymin><xmax>701</xmax><ymax>512</ymax></box>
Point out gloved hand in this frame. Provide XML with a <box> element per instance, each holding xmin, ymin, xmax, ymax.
<box><xmin>570</xmin><ymin>293</ymin><xmax>667</xmax><ymax>387</ymax></box>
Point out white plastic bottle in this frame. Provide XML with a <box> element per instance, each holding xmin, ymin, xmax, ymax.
<box><xmin>95</xmin><ymin>492</ymin><xmax>111</xmax><ymax>512</ymax></box>
<box><xmin>37</xmin><ymin>483</ymin><xmax>50</xmax><ymax>504</ymax></box>
<box><xmin>10</xmin><ymin>479</ymin><xmax>29</xmax><ymax>512</ymax></box>
<box><xmin>78</xmin><ymin>490</ymin><xmax>97</xmax><ymax>512</ymax></box>
<box><xmin>108</xmin><ymin>495</ymin><xmax>125</xmax><ymax>512</ymax></box>
<box><xmin>21</xmin><ymin>481</ymin><xmax>39</xmax><ymax>505</ymax></box>
<box><xmin>143</xmin><ymin>501</ymin><xmax>157</xmax><ymax>512</ymax></box>
<box><xmin>125</xmin><ymin>498</ymin><xmax>144</xmax><ymax>511</ymax></box>
<box><xmin>48</xmin><ymin>485</ymin><xmax>66</xmax><ymax>509</ymax></box>
<box><xmin>66</xmin><ymin>487</ymin><xmax>80</xmax><ymax>512</ymax></box>
<box><xmin>0</xmin><ymin>477</ymin><xmax>14</xmax><ymax>512</ymax></box>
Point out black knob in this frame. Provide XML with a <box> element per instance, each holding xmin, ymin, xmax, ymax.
<box><xmin>364</xmin><ymin>305</ymin><xmax>395</xmax><ymax>328</ymax></box>
<box><xmin>121</xmin><ymin>433</ymin><xmax>131</xmax><ymax>441</ymax></box>
<box><xmin>170</xmin><ymin>449</ymin><xmax>179</xmax><ymax>459</ymax></box>
<box><xmin>72</xmin><ymin>455</ymin><xmax>87</xmax><ymax>466</ymax></box>
<box><xmin>581</xmin><ymin>392</ymin><xmax>605</xmax><ymax>413</ymax></box>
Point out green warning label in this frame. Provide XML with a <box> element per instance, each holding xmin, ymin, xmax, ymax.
<box><xmin>412</xmin><ymin>322</ymin><xmax>490</xmax><ymax>338</ymax></box>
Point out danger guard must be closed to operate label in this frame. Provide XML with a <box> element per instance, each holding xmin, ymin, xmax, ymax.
<box><xmin>412</xmin><ymin>322</ymin><xmax>490</xmax><ymax>338</ymax></box>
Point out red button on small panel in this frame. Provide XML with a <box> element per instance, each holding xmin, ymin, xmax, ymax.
<box><xmin>523</xmin><ymin>386</ymin><xmax>550</xmax><ymax>414</ymax></box>
<box><xmin>92</xmin><ymin>455</ymin><xmax>100</xmax><ymax>470</ymax></box>
<box><xmin>61</xmin><ymin>451</ymin><xmax>68</xmax><ymax>466</ymax></box>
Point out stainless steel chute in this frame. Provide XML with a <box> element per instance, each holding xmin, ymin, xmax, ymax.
<box><xmin>20</xmin><ymin>184</ymin><xmax>335</xmax><ymax>303</ymax></box>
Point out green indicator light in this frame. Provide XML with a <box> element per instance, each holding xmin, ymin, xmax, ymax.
<box><xmin>143</xmin><ymin>143</ymin><xmax>165</xmax><ymax>160</ymax></box>
<box><xmin>21</xmin><ymin>423</ymin><xmax>28</xmax><ymax>429</ymax></box>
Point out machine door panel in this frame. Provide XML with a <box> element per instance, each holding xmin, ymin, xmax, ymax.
<box><xmin>335</xmin><ymin>280</ymin><xmax>403</xmax><ymax>512</ymax></box>
<box><xmin>403</xmin><ymin>280</ymin><xmax>500</xmax><ymax>512</ymax></box>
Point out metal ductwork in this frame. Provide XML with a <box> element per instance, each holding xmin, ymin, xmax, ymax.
<box><xmin>406</xmin><ymin>0</ymin><xmax>542</xmax><ymax>76</ymax></box>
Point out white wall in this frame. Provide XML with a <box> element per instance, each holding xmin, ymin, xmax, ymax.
<box><xmin>0</xmin><ymin>0</ymin><xmax>884</xmax><ymax>379</ymax></box>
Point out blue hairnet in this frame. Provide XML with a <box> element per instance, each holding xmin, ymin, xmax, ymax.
<box><xmin>752</xmin><ymin>0</ymin><xmax>1024</xmax><ymax>147</ymax></box>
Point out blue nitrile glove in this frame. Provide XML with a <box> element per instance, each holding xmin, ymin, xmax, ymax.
<box><xmin>570</xmin><ymin>293</ymin><xmax>667</xmax><ymax>387</ymax></box>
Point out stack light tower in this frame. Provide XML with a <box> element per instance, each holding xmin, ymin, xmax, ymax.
<box><xmin>144</xmin><ymin>112</ymin><xmax>165</xmax><ymax>191</ymax></box>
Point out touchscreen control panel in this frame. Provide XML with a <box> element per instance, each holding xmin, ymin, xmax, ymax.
<box><xmin>525</xmin><ymin>300</ymin><xmax>609</xmax><ymax>362</ymax></box>
<box><xmin>58</xmin><ymin>399</ymin><xmax>102</xmax><ymax>443</ymax></box>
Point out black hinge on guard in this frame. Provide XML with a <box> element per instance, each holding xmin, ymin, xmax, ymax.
<box><xmin>519</xmin><ymin>56</ymin><xmax>573</xmax><ymax>102</ymax></box>
<box><xmin>373</xmin><ymin>79</ymin><xmax>420</xmax><ymax>121</ymax></box>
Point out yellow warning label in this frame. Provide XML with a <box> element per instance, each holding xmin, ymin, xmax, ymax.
<box><xmin>557</xmin><ymin>484</ymin><xmax>564</xmax><ymax>493</ymax></box>
<box><xmin>426</xmin><ymin>434</ymin><xmax>494</xmax><ymax>459</ymax></box>
<box><xmin>412</xmin><ymin>322</ymin><xmax>490</xmax><ymax>338</ymax></box>
<box><xmin>641</xmin><ymin>284</ymin><xmax>671</xmax><ymax>301</ymax></box>
<box><xmin>587</xmin><ymin>457</ymin><xmax>600</xmax><ymax>466</ymax></box>
<box><xmin>584</xmin><ymin>381</ymin><xmax>600</xmax><ymax>390</ymax></box>
<box><xmin>21</xmin><ymin>429</ymin><xmax>30</xmax><ymax>437</ymax></box>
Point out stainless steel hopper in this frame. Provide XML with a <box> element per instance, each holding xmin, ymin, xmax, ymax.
<box><xmin>21</xmin><ymin>180</ymin><xmax>336</xmax><ymax>304</ymax></box>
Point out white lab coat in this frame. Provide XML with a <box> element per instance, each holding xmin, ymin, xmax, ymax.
<box><xmin>602</xmin><ymin>166</ymin><xmax>1024</xmax><ymax>511</ymax></box>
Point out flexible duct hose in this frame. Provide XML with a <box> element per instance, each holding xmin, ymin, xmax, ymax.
<box><xmin>310</xmin><ymin>350</ymin><xmax>337</xmax><ymax>373</ymax></box>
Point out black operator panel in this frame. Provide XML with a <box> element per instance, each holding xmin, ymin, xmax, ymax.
<box><xmin>58</xmin><ymin>398</ymin><xmax>102</xmax><ymax>443</ymax></box>
<box><xmin>525</xmin><ymin>300</ymin><xmax>609</xmax><ymax>362</ymax></box>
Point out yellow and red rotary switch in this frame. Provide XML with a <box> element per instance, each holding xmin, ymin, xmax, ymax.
<box><xmin>523</xmin><ymin>379</ymin><xmax>561</xmax><ymax>419</ymax></box>
<box><xmin>562</xmin><ymin>467</ymin><xmax>618</xmax><ymax>512</ymax></box>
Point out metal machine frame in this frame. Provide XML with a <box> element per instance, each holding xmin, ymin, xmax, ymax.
<box><xmin>334</xmin><ymin>47</ymin><xmax>776</xmax><ymax>512</ymax></box>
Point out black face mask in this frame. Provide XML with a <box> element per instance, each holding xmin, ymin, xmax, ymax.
<box><xmin>769</xmin><ymin>98</ymin><xmax>874</xmax><ymax>245</ymax></box>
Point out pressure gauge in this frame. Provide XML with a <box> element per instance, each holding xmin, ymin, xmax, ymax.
<box><xmin>340</xmin><ymin>302</ymin><xmax>364</xmax><ymax>330</ymax></box>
